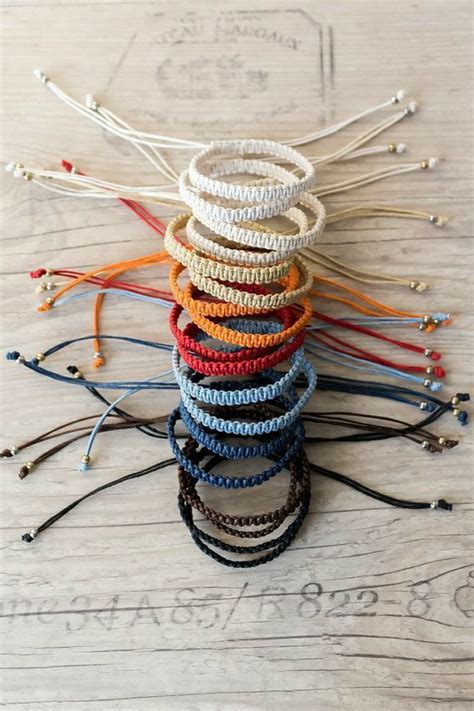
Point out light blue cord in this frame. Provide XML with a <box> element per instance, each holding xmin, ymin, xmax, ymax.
<box><xmin>54</xmin><ymin>289</ymin><xmax>174</xmax><ymax>311</ymax></box>
<box><xmin>80</xmin><ymin>369</ymin><xmax>175</xmax><ymax>471</ymax></box>
<box><xmin>305</xmin><ymin>342</ymin><xmax>443</xmax><ymax>392</ymax></box>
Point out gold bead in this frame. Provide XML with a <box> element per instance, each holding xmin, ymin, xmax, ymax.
<box><xmin>452</xmin><ymin>408</ymin><xmax>461</xmax><ymax>417</ymax></box>
<box><xmin>438</xmin><ymin>437</ymin><xmax>447</xmax><ymax>446</ymax></box>
<box><xmin>451</xmin><ymin>396</ymin><xmax>460</xmax><ymax>406</ymax></box>
<box><xmin>388</xmin><ymin>143</ymin><xmax>397</xmax><ymax>153</ymax></box>
<box><xmin>81</xmin><ymin>455</ymin><xmax>91</xmax><ymax>465</ymax></box>
<box><xmin>23</xmin><ymin>172</ymin><xmax>33</xmax><ymax>181</ymax></box>
<box><xmin>35</xmin><ymin>353</ymin><xmax>45</xmax><ymax>362</ymax></box>
<box><xmin>420</xmin><ymin>160</ymin><xmax>429</xmax><ymax>169</ymax></box>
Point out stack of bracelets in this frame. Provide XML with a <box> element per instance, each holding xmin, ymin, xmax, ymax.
<box><xmin>163</xmin><ymin>139</ymin><xmax>324</xmax><ymax>565</ymax></box>
<box><xmin>2</xmin><ymin>72</ymin><xmax>470</xmax><ymax>568</ymax></box>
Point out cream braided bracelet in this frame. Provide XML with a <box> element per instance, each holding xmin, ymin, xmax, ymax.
<box><xmin>188</xmin><ymin>256</ymin><xmax>312</xmax><ymax>310</ymax></box>
<box><xmin>185</xmin><ymin>207</ymin><xmax>309</xmax><ymax>267</ymax></box>
<box><xmin>188</xmin><ymin>139</ymin><xmax>315</xmax><ymax>202</ymax></box>
<box><xmin>165</xmin><ymin>214</ymin><xmax>294</xmax><ymax>285</ymax></box>
<box><xmin>191</xmin><ymin>191</ymin><xmax>326</xmax><ymax>254</ymax></box>
<box><xmin>179</xmin><ymin>169</ymin><xmax>300</xmax><ymax>224</ymax></box>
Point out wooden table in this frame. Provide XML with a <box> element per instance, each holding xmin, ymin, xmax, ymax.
<box><xmin>1</xmin><ymin>1</ymin><xmax>473</xmax><ymax>708</ymax></box>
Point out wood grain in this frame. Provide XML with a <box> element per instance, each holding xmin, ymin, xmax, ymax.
<box><xmin>1</xmin><ymin>1</ymin><xmax>473</xmax><ymax>709</ymax></box>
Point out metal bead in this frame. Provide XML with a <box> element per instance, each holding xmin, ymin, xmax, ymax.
<box><xmin>73</xmin><ymin>371</ymin><xmax>84</xmax><ymax>380</ymax></box>
<box><xmin>420</xmin><ymin>160</ymin><xmax>429</xmax><ymax>169</ymax></box>
<box><xmin>15</xmin><ymin>162</ymin><xmax>24</xmax><ymax>170</ymax></box>
<box><xmin>44</xmin><ymin>296</ymin><xmax>54</xmax><ymax>305</ymax></box>
<box><xmin>45</xmin><ymin>268</ymin><xmax>54</xmax><ymax>277</ymax></box>
<box><xmin>423</xmin><ymin>314</ymin><xmax>432</xmax><ymax>324</ymax></box>
<box><xmin>93</xmin><ymin>352</ymin><xmax>103</xmax><ymax>360</ymax></box>
<box><xmin>388</xmin><ymin>143</ymin><xmax>397</xmax><ymax>153</ymax></box>
<box><xmin>451</xmin><ymin>396</ymin><xmax>460</xmax><ymax>406</ymax></box>
<box><xmin>418</xmin><ymin>322</ymin><xmax>426</xmax><ymax>331</ymax></box>
<box><xmin>44</xmin><ymin>281</ymin><xmax>55</xmax><ymax>291</ymax></box>
<box><xmin>419</xmin><ymin>401</ymin><xmax>428</xmax><ymax>411</ymax></box>
<box><xmin>26</xmin><ymin>461</ymin><xmax>35</xmax><ymax>470</ymax></box>
<box><xmin>432</xmin><ymin>319</ymin><xmax>440</xmax><ymax>327</ymax></box>
<box><xmin>438</xmin><ymin>437</ymin><xmax>447</xmax><ymax>446</ymax></box>
<box><xmin>430</xmin><ymin>501</ymin><xmax>437</xmax><ymax>509</ymax></box>
<box><xmin>421</xmin><ymin>440</ymin><xmax>430</xmax><ymax>449</ymax></box>
<box><xmin>29</xmin><ymin>528</ymin><xmax>38</xmax><ymax>538</ymax></box>
<box><xmin>23</xmin><ymin>172</ymin><xmax>33</xmax><ymax>181</ymax></box>
<box><xmin>424</xmin><ymin>348</ymin><xmax>433</xmax><ymax>357</ymax></box>
<box><xmin>452</xmin><ymin>408</ymin><xmax>461</xmax><ymax>417</ymax></box>
<box><xmin>81</xmin><ymin>455</ymin><xmax>91</xmax><ymax>465</ymax></box>
<box><xmin>423</xmin><ymin>377</ymin><xmax>432</xmax><ymax>388</ymax></box>
<box><xmin>391</xmin><ymin>95</ymin><xmax>400</xmax><ymax>104</ymax></box>
<box><xmin>426</xmin><ymin>366</ymin><xmax>434</xmax><ymax>375</ymax></box>
<box><xmin>16</xmin><ymin>355</ymin><xmax>25</xmax><ymax>364</ymax></box>
<box><xmin>10</xmin><ymin>446</ymin><xmax>19</xmax><ymax>456</ymax></box>
<box><xmin>429</xmin><ymin>214</ymin><xmax>438</xmax><ymax>223</ymax></box>
<box><xmin>35</xmin><ymin>353</ymin><xmax>45</xmax><ymax>362</ymax></box>
<box><xmin>409</xmin><ymin>280</ymin><xmax>418</xmax><ymax>290</ymax></box>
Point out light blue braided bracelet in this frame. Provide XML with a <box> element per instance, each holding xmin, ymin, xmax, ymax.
<box><xmin>172</xmin><ymin>345</ymin><xmax>305</xmax><ymax>406</ymax></box>
<box><xmin>179</xmin><ymin>357</ymin><xmax>317</xmax><ymax>436</ymax></box>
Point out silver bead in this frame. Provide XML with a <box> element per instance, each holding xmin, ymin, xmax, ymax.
<box><xmin>29</xmin><ymin>528</ymin><xmax>38</xmax><ymax>538</ymax></box>
<box><xmin>424</xmin><ymin>348</ymin><xmax>433</xmax><ymax>357</ymax></box>
<box><xmin>421</xmin><ymin>440</ymin><xmax>430</xmax><ymax>449</ymax></box>
<box><xmin>418</xmin><ymin>322</ymin><xmax>426</xmax><ymax>331</ymax></box>
<box><xmin>16</xmin><ymin>355</ymin><xmax>25</xmax><ymax>364</ymax></box>
<box><xmin>423</xmin><ymin>377</ymin><xmax>433</xmax><ymax>388</ymax></box>
<box><xmin>10</xmin><ymin>446</ymin><xmax>19</xmax><ymax>456</ymax></box>
<box><xmin>429</xmin><ymin>214</ymin><xmax>438</xmax><ymax>223</ymax></box>
<box><xmin>419</xmin><ymin>401</ymin><xmax>428</xmax><ymax>410</ymax></box>
<box><xmin>44</xmin><ymin>296</ymin><xmax>54</xmax><ymax>305</ymax></box>
<box><xmin>426</xmin><ymin>366</ymin><xmax>434</xmax><ymax>375</ymax></box>
<box><xmin>92</xmin><ymin>352</ymin><xmax>103</xmax><ymax>360</ymax></box>
<box><xmin>45</xmin><ymin>268</ymin><xmax>54</xmax><ymax>277</ymax></box>
<box><xmin>430</xmin><ymin>501</ymin><xmax>437</xmax><ymax>509</ymax></box>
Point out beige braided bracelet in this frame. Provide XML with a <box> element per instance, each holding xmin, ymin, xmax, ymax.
<box><xmin>164</xmin><ymin>214</ymin><xmax>294</xmax><ymax>285</ymax></box>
